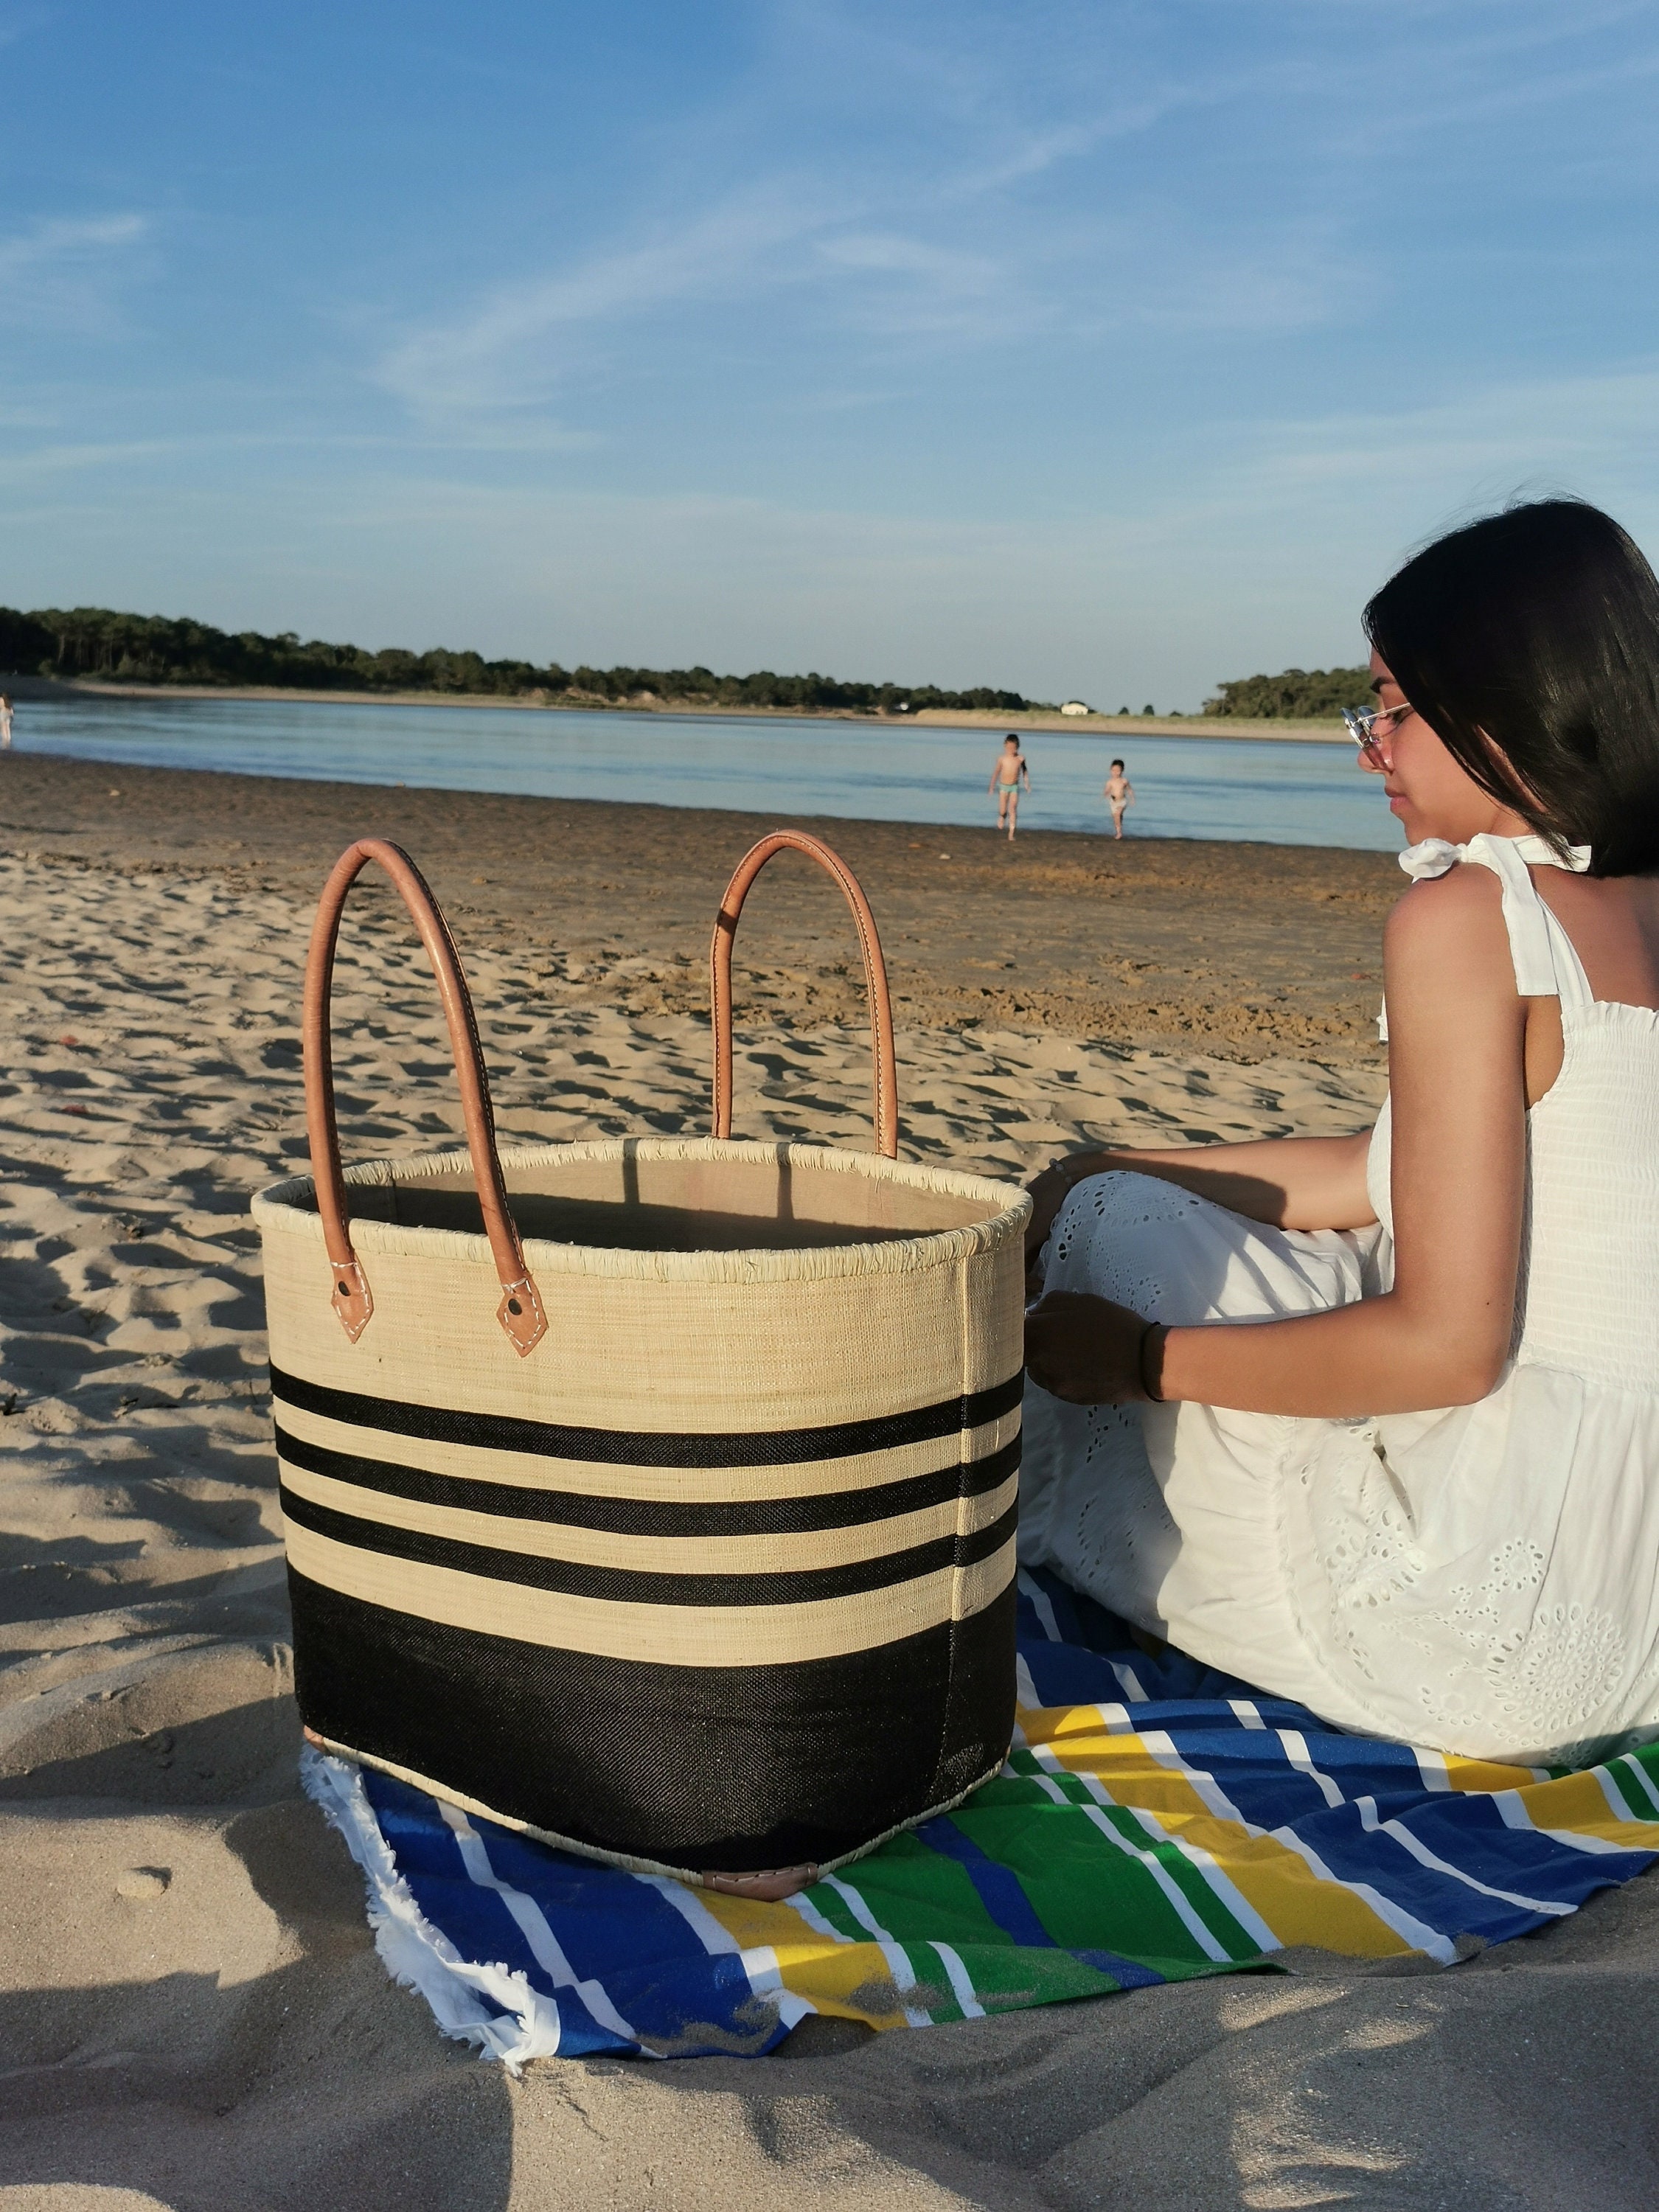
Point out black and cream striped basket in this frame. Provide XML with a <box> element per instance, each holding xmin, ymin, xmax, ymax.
<box><xmin>254</xmin><ymin>832</ymin><xmax>1029</xmax><ymax>1894</ymax></box>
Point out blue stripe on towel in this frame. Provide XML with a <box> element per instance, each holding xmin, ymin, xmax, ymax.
<box><xmin>361</xmin><ymin>1770</ymin><xmax>787</xmax><ymax>2056</ymax></box>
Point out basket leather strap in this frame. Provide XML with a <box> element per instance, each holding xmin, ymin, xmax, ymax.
<box><xmin>302</xmin><ymin>838</ymin><xmax>547</xmax><ymax>1355</ymax></box>
<box><xmin>709</xmin><ymin>830</ymin><xmax>899</xmax><ymax>1159</ymax></box>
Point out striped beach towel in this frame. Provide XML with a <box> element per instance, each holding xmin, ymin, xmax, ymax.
<box><xmin>305</xmin><ymin>1568</ymin><xmax>1659</xmax><ymax>2064</ymax></box>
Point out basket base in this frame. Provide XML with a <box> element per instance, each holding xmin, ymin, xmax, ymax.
<box><xmin>301</xmin><ymin>1723</ymin><xmax>1006</xmax><ymax>1892</ymax></box>
<box><xmin>289</xmin><ymin>1565</ymin><xmax>1018</xmax><ymax>1874</ymax></box>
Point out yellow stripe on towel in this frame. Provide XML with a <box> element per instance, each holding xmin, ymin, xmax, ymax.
<box><xmin>1023</xmin><ymin>1705</ymin><xmax>1421</xmax><ymax>1959</ymax></box>
<box><xmin>691</xmin><ymin>1890</ymin><xmax>915</xmax><ymax>2029</ymax></box>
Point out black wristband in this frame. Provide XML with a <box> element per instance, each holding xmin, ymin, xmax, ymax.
<box><xmin>1138</xmin><ymin>1322</ymin><xmax>1166</xmax><ymax>1403</ymax></box>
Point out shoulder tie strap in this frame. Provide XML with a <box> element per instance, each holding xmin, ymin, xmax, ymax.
<box><xmin>1392</xmin><ymin>833</ymin><xmax>1593</xmax><ymax>1009</ymax></box>
<box><xmin>1458</xmin><ymin>835</ymin><xmax>1562</xmax><ymax>998</ymax></box>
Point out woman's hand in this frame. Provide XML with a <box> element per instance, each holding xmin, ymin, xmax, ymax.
<box><xmin>1025</xmin><ymin>1291</ymin><xmax>1158</xmax><ymax>1405</ymax></box>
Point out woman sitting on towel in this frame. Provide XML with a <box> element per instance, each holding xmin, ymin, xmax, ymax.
<box><xmin>1020</xmin><ymin>498</ymin><xmax>1659</xmax><ymax>1764</ymax></box>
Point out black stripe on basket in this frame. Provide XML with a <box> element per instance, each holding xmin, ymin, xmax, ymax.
<box><xmin>274</xmin><ymin>1421</ymin><xmax>1020</xmax><ymax>1537</ymax></box>
<box><xmin>279</xmin><ymin>1480</ymin><xmax>1019</xmax><ymax>1610</ymax></box>
<box><xmin>268</xmin><ymin>1363</ymin><xmax>1023</xmax><ymax>1470</ymax></box>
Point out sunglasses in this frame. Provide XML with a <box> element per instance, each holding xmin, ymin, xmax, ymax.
<box><xmin>1341</xmin><ymin>699</ymin><xmax>1414</xmax><ymax>767</ymax></box>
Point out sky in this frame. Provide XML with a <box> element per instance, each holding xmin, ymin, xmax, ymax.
<box><xmin>2</xmin><ymin>1</ymin><xmax>1658</xmax><ymax>709</ymax></box>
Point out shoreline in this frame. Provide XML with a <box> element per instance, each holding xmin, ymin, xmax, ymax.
<box><xmin>3</xmin><ymin>672</ymin><xmax>1351</xmax><ymax>744</ymax></box>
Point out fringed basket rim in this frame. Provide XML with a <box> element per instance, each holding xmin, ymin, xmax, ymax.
<box><xmin>254</xmin><ymin>1135</ymin><xmax>1031</xmax><ymax>1285</ymax></box>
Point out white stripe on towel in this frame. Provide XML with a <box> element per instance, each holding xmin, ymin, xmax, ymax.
<box><xmin>437</xmin><ymin>1801</ymin><xmax>641</xmax><ymax>2040</ymax></box>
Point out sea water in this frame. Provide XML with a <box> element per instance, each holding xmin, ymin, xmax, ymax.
<box><xmin>7</xmin><ymin>692</ymin><xmax>1398</xmax><ymax>852</ymax></box>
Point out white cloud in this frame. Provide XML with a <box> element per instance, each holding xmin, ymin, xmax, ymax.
<box><xmin>0</xmin><ymin>213</ymin><xmax>150</xmax><ymax>334</ymax></box>
<box><xmin>1121</xmin><ymin>223</ymin><xmax>1371</xmax><ymax>336</ymax></box>
<box><xmin>1224</xmin><ymin>361</ymin><xmax>1659</xmax><ymax>513</ymax></box>
<box><xmin>817</xmin><ymin>232</ymin><xmax>993</xmax><ymax>283</ymax></box>
<box><xmin>375</xmin><ymin>187</ymin><xmax>846</xmax><ymax>417</ymax></box>
<box><xmin>812</xmin><ymin>229</ymin><xmax>1016</xmax><ymax>338</ymax></box>
<box><xmin>0</xmin><ymin>434</ymin><xmax>192</xmax><ymax>485</ymax></box>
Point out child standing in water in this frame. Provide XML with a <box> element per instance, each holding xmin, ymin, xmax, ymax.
<box><xmin>988</xmin><ymin>734</ymin><xmax>1029</xmax><ymax>839</ymax></box>
<box><xmin>1103</xmin><ymin>757</ymin><xmax>1134</xmax><ymax>838</ymax></box>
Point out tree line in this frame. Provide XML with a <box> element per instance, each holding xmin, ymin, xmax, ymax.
<box><xmin>1203</xmin><ymin>666</ymin><xmax>1372</xmax><ymax>717</ymax></box>
<box><xmin>0</xmin><ymin>601</ymin><xmax>1374</xmax><ymax>719</ymax></box>
<box><xmin>0</xmin><ymin>603</ymin><xmax>1035</xmax><ymax>714</ymax></box>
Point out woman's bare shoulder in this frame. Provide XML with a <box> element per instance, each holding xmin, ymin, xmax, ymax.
<box><xmin>1384</xmin><ymin>863</ymin><xmax>1516</xmax><ymax>1006</ymax></box>
<box><xmin>1385</xmin><ymin>860</ymin><xmax>1503</xmax><ymax>939</ymax></box>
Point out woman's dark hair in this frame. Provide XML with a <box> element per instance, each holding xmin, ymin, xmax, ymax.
<box><xmin>1364</xmin><ymin>498</ymin><xmax>1659</xmax><ymax>875</ymax></box>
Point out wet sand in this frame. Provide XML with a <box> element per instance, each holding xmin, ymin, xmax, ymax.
<box><xmin>0</xmin><ymin>751</ymin><xmax>1396</xmax><ymax>1062</ymax></box>
<box><xmin>3</xmin><ymin>755</ymin><xmax>1654</xmax><ymax>2211</ymax></box>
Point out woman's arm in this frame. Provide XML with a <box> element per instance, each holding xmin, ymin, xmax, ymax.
<box><xmin>1026</xmin><ymin>866</ymin><xmax>1528</xmax><ymax>1416</ymax></box>
<box><xmin>1023</xmin><ymin>1130</ymin><xmax>1375</xmax><ymax>1271</ymax></box>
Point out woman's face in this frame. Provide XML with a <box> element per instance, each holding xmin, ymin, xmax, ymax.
<box><xmin>1363</xmin><ymin>650</ymin><xmax>1529</xmax><ymax>846</ymax></box>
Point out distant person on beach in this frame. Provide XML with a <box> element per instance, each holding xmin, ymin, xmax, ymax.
<box><xmin>988</xmin><ymin>734</ymin><xmax>1029</xmax><ymax>839</ymax></box>
<box><xmin>1103</xmin><ymin>757</ymin><xmax>1134</xmax><ymax>838</ymax></box>
<box><xmin>0</xmin><ymin>695</ymin><xmax>12</xmax><ymax>750</ymax></box>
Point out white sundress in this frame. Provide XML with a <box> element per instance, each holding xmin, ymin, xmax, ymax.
<box><xmin>1018</xmin><ymin>833</ymin><xmax>1659</xmax><ymax>1763</ymax></box>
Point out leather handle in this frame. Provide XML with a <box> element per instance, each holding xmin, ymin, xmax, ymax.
<box><xmin>710</xmin><ymin>831</ymin><xmax>898</xmax><ymax>1159</ymax></box>
<box><xmin>302</xmin><ymin>838</ymin><xmax>547</xmax><ymax>1356</ymax></box>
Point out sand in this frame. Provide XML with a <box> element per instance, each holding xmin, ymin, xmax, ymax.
<box><xmin>0</xmin><ymin>753</ymin><xmax>1398</xmax><ymax>1063</ymax></box>
<box><xmin>2</xmin><ymin>758</ymin><xmax>1655</xmax><ymax>2210</ymax></box>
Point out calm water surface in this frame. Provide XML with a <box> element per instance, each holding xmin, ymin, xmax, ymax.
<box><xmin>8</xmin><ymin>692</ymin><xmax>1399</xmax><ymax>852</ymax></box>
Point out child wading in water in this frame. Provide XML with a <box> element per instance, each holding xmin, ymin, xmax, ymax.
<box><xmin>1104</xmin><ymin>757</ymin><xmax>1134</xmax><ymax>838</ymax></box>
<box><xmin>989</xmin><ymin>734</ymin><xmax>1030</xmax><ymax>839</ymax></box>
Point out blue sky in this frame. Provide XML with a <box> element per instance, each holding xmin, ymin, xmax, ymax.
<box><xmin>2</xmin><ymin>1</ymin><xmax>1657</xmax><ymax>707</ymax></box>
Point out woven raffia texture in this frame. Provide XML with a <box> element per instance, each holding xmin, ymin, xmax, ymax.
<box><xmin>257</xmin><ymin>1136</ymin><xmax>1028</xmax><ymax>1870</ymax></box>
<box><xmin>303</xmin><ymin>1565</ymin><xmax>1659</xmax><ymax>2065</ymax></box>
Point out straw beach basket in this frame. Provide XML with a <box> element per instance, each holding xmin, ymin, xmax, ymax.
<box><xmin>255</xmin><ymin>832</ymin><xmax>1028</xmax><ymax>1893</ymax></box>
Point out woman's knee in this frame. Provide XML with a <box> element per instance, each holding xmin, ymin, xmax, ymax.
<box><xmin>1044</xmin><ymin>1170</ymin><xmax>1236</xmax><ymax>1318</ymax></box>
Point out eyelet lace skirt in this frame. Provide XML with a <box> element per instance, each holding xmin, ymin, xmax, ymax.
<box><xmin>1019</xmin><ymin>1169</ymin><xmax>1659</xmax><ymax>1761</ymax></box>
